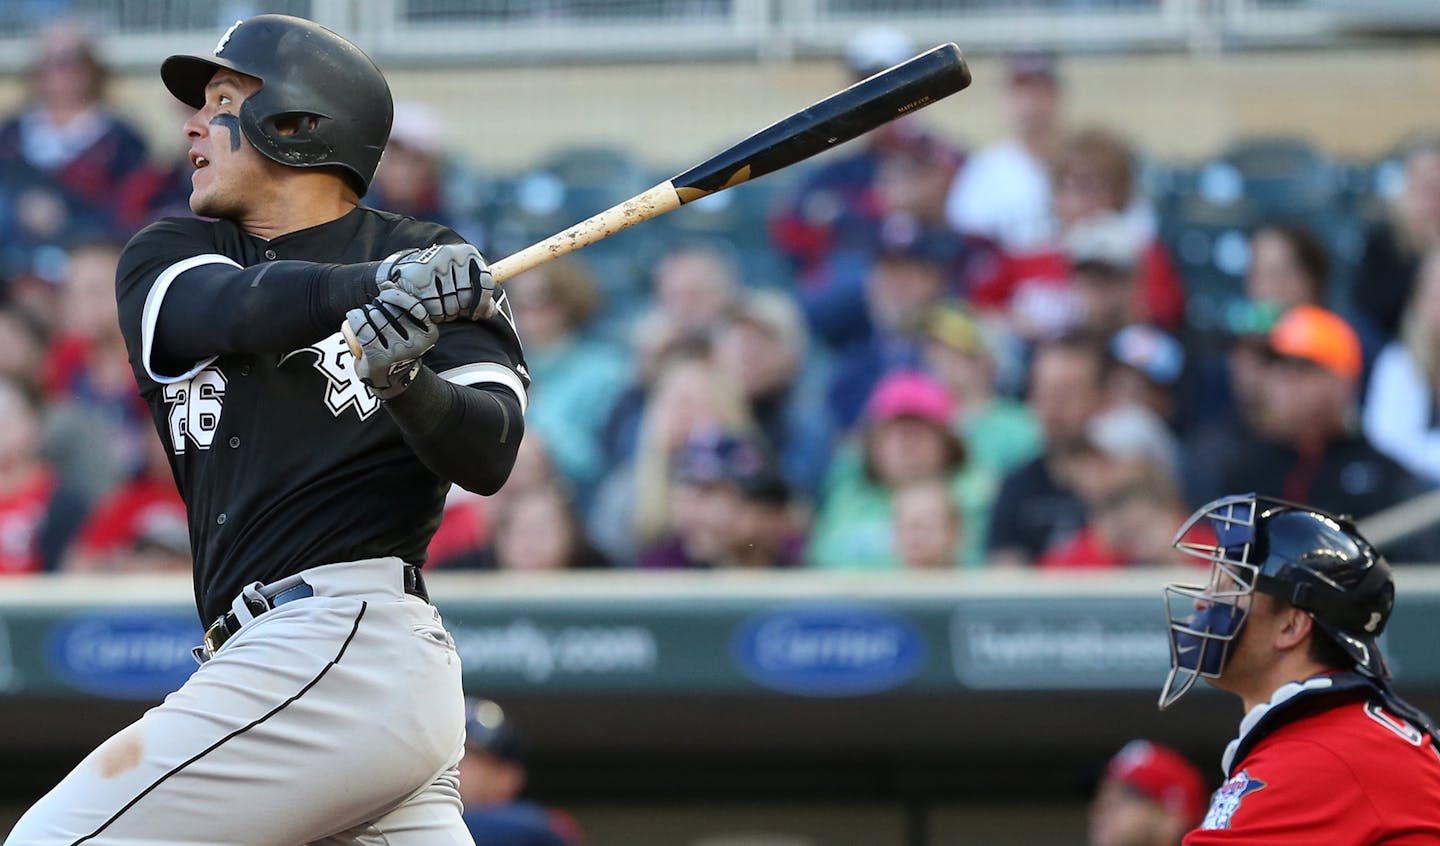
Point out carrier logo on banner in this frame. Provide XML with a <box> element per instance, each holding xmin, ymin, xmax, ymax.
<box><xmin>46</xmin><ymin>613</ymin><xmax>200</xmax><ymax>699</ymax></box>
<box><xmin>732</xmin><ymin>605</ymin><xmax>925</xmax><ymax>697</ymax></box>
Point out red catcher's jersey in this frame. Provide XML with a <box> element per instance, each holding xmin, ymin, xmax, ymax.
<box><xmin>1185</xmin><ymin>698</ymin><xmax>1440</xmax><ymax>844</ymax></box>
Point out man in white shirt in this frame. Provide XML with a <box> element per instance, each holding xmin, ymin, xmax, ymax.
<box><xmin>945</xmin><ymin>51</ymin><xmax>1062</xmax><ymax>253</ymax></box>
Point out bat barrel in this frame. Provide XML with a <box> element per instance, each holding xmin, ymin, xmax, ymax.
<box><xmin>346</xmin><ymin>43</ymin><xmax>971</xmax><ymax>363</ymax></box>
<box><xmin>669</xmin><ymin>42</ymin><xmax>970</xmax><ymax>203</ymax></box>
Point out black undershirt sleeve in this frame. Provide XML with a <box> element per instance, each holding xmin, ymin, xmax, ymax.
<box><xmin>381</xmin><ymin>366</ymin><xmax>523</xmax><ymax>495</ymax></box>
<box><xmin>155</xmin><ymin>259</ymin><xmax>382</xmax><ymax>361</ymax></box>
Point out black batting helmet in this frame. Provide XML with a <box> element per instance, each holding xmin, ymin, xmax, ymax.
<box><xmin>1160</xmin><ymin>493</ymin><xmax>1394</xmax><ymax>708</ymax></box>
<box><xmin>161</xmin><ymin>14</ymin><xmax>392</xmax><ymax>195</ymax></box>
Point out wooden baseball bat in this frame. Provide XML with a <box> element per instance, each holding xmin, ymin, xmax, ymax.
<box><xmin>345</xmin><ymin>42</ymin><xmax>971</xmax><ymax>359</ymax></box>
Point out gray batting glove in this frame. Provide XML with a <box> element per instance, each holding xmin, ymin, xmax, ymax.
<box><xmin>346</xmin><ymin>288</ymin><xmax>440</xmax><ymax>399</ymax></box>
<box><xmin>377</xmin><ymin>243</ymin><xmax>497</xmax><ymax>323</ymax></box>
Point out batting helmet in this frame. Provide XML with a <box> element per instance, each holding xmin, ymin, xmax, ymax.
<box><xmin>1159</xmin><ymin>493</ymin><xmax>1394</xmax><ymax>709</ymax></box>
<box><xmin>161</xmin><ymin>14</ymin><xmax>392</xmax><ymax>195</ymax></box>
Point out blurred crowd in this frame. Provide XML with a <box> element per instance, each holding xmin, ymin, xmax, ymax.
<box><xmin>6</xmin><ymin>22</ymin><xmax>1440</xmax><ymax>578</ymax></box>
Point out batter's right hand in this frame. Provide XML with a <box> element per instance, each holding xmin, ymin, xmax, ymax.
<box><xmin>376</xmin><ymin>243</ymin><xmax>489</xmax><ymax>324</ymax></box>
<box><xmin>346</xmin><ymin>288</ymin><xmax>439</xmax><ymax>399</ymax></box>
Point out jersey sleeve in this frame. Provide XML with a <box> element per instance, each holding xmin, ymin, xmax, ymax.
<box><xmin>116</xmin><ymin>218</ymin><xmax>238</xmax><ymax>393</ymax></box>
<box><xmin>389</xmin><ymin>223</ymin><xmax>530</xmax><ymax>411</ymax></box>
<box><xmin>1183</xmin><ymin>741</ymin><xmax>1379</xmax><ymax>845</ymax></box>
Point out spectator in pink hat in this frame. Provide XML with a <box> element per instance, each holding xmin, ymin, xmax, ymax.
<box><xmin>809</xmin><ymin>371</ymin><xmax>995</xmax><ymax>569</ymax></box>
<box><xmin>1089</xmin><ymin>740</ymin><xmax>1207</xmax><ymax>846</ymax></box>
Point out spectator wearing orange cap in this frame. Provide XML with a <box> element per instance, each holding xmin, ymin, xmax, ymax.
<box><xmin>1210</xmin><ymin>305</ymin><xmax>1435</xmax><ymax>561</ymax></box>
<box><xmin>1089</xmin><ymin>740</ymin><xmax>1207</xmax><ymax>846</ymax></box>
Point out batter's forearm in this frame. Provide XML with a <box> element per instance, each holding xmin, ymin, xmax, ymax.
<box><xmin>156</xmin><ymin>259</ymin><xmax>382</xmax><ymax>358</ymax></box>
<box><xmin>382</xmin><ymin>367</ymin><xmax>523</xmax><ymax>495</ymax></box>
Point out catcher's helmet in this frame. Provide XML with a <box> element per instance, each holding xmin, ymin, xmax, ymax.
<box><xmin>161</xmin><ymin>14</ymin><xmax>392</xmax><ymax>195</ymax></box>
<box><xmin>1158</xmin><ymin>493</ymin><xmax>1394</xmax><ymax>709</ymax></box>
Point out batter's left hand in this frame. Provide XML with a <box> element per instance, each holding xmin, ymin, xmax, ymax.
<box><xmin>345</xmin><ymin>288</ymin><xmax>439</xmax><ymax>399</ymax></box>
<box><xmin>377</xmin><ymin>243</ymin><xmax>498</xmax><ymax>323</ymax></box>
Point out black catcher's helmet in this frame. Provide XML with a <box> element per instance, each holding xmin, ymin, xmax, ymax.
<box><xmin>161</xmin><ymin>14</ymin><xmax>392</xmax><ymax>195</ymax></box>
<box><xmin>1159</xmin><ymin>493</ymin><xmax>1395</xmax><ymax>708</ymax></box>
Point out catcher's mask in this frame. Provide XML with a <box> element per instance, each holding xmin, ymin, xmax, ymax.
<box><xmin>1158</xmin><ymin>493</ymin><xmax>1393</xmax><ymax>710</ymax></box>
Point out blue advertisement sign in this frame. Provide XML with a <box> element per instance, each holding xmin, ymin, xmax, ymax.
<box><xmin>732</xmin><ymin>605</ymin><xmax>926</xmax><ymax>697</ymax></box>
<box><xmin>46</xmin><ymin>613</ymin><xmax>199</xmax><ymax>700</ymax></box>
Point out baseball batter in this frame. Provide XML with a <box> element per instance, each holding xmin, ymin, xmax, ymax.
<box><xmin>6</xmin><ymin>14</ymin><xmax>526</xmax><ymax>845</ymax></box>
<box><xmin>1160</xmin><ymin>493</ymin><xmax>1440</xmax><ymax>843</ymax></box>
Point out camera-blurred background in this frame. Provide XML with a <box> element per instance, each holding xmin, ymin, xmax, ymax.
<box><xmin>4</xmin><ymin>2</ymin><xmax>1440</xmax><ymax>844</ymax></box>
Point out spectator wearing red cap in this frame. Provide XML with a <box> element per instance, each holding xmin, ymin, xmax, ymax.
<box><xmin>1210</xmin><ymin>305</ymin><xmax>1436</xmax><ymax>561</ymax></box>
<box><xmin>810</xmin><ymin>371</ymin><xmax>995</xmax><ymax>569</ymax></box>
<box><xmin>1089</xmin><ymin>740</ymin><xmax>1207</xmax><ymax>846</ymax></box>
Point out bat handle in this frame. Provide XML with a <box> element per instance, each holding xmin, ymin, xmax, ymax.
<box><xmin>344</xmin><ymin>180</ymin><xmax>684</xmax><ymax>363</ymax></box>
<box><xmin>486</xmin><ymin>180</ymin><xmax>683</xmax><ymax>283</ymax></box>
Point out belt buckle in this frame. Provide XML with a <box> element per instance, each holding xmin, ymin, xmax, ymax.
<box><xmin>202</xmin><ymin>615</ymin><xmax>229</xmax><ymax>659</ymax></box>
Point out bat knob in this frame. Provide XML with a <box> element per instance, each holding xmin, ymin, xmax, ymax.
<box><xmin>341</xmin><ymin>320</ymin><xmax>364</xmax><ymax>361</ymax></box>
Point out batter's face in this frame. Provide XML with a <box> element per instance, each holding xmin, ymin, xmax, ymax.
<box><xmin>182</xmin><ymin>69</ymin><xmax>269</xmax><ymax>218</ymax></box>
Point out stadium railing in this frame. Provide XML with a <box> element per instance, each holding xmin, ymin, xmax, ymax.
<box><xmin>0</xmin><ymin>0</ymin><xmax>1398</xmax><ymax>73</ymax></box>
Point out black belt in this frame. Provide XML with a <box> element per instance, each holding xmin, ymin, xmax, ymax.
<box><xmin>200</xmin><ymin>564</ymin><xmax>428</xmax><ymax>660</ymax></box>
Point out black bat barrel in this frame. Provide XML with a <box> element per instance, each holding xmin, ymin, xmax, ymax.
<box><xmin>669</xmin><ymin>42</ymin><xmax>971</xmax><ymax>203</ymax></box>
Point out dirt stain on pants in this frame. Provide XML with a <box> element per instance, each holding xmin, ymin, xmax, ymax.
<box><xmin>97</xmin><ymin>725</ymin><xmax>144</xmax><ymax>778</ymax></box>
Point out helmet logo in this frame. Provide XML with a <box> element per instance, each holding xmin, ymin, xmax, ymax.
<box><xmin>214</xmin><ymin>20</ymin><xmax>243</xmax><ymax>56</ymax></box>
<box><xmin>1365</xmin><ymin>612</ymin><xmax>1382</xmax><ymax>633</ymax></box>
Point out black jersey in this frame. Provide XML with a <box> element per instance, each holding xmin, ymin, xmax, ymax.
<box><xmin>116</xmin><ymin>207</ymin><xmax>528</xmax><ymax>622</ymax></box>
